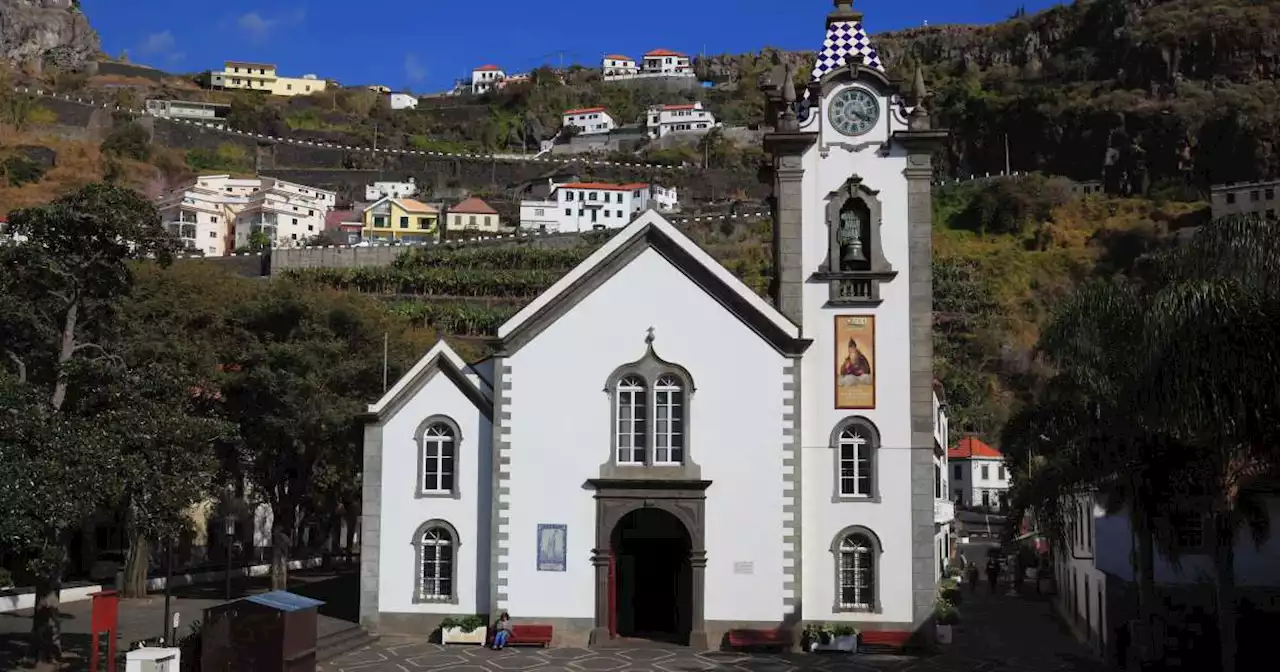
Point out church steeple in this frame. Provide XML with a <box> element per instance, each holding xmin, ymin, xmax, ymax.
<box><xmin>828</xmin><ymin>0</ymin><xmax>864</xmax><ymax>24</ymax></box>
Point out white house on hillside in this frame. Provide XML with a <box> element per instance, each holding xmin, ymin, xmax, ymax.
<box><xmin>563</xmin><ymin>107</ymin><xmax>616</xmax><ymax>135</ymax></box>
<box><xmin>642</xmin><ymin>49</ymin><xmax>692</xmax><ymax>75</ymax></box>
<box><xmin>360</xmin><ymin>2</ymin><xmax>951</xmax><ymax>648</ymax></box>
<box><xmin>647</xmin><ymin>102</ymin><xmax>717</xmax><ymax>138</ymax></box>
<box><xmin>471</xmin><ymin>65</ymin><xmax>505</xmax><ymax>94</ymax></box>
<box><xmin>948</xmin><ymin>437</ymin><xmax>1010</xmax><ymax>511</ymax></box>
<box><xmin>601</xmin><ymin>54</ymin><xmax>638</xmax><ymax>78</ymax></box>
<box><xmin>389</xmin><ymin>93</ymin><xmax>418</xmax><ymax>110</ymax></box>
<box><xmin>156</xmin><ymin>175</ymin><xmax>336</xmax><ymax>256</ymax></box>
<box><xmin>518</xmin><ymin>181</ymin><xmax>678</xmax><ymax>233</ymax></box>
<box><xmin>366</xmin><ymin>178</ymin><xmax>419</xmax><ymax>201</ymax></box>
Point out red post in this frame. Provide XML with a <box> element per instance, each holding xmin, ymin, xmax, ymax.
<box><xmin>89</xmin><ymin>589</ymin><xmax>120</xmax><ymax>672</ymax></box>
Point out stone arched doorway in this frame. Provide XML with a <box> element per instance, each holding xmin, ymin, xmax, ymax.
<box><xmin>612</xmin><ymin>508</ymin><xmax>692</xmax><ymax>642</ymax></box>
<box><xmin>588</xmin><ymin>479</ymin><xmax>709</xmax><ymax>649</ymax></box>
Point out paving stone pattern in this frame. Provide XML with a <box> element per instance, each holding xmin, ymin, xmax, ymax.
<box><xmin>323</xmin><ymin>588</ymin><xmax>1107</xmax><ymax>672</ymax></box>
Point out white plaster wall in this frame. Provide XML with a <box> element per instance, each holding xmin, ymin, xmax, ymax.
<box><xmin>376</xmin><ymin>373</ymin><xmax>493</xmax><ymax>615</ymax></box>
<box><xmin>797</xmin><ymin>81</ymin><xmax>918</xmax><ymax>623</ymax></box>
<box><xmin>503</xmin><ymin>249</ymin><xmax>789</xmax><ymax>622</ymax></box>
<box><xmin>1056</xmin><ymin>493</ymin><xmax>1107</xmax><ymax>649</ymax></box>
<box><xmin>953</xmin><ymin>458</ymin><xmax>1010</xmax><ymax>509</ymax></box>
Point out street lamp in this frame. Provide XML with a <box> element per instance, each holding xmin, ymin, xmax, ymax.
<box><xmin>224</xmin><ymin>514</ymin><xmax>237</xmax><ymax>601</ymax></box>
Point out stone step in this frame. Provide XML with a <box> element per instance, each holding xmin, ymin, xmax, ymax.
<box><xmin>316</xmin><ymin>624</ymin><xmax>378</xmax><ymax>661</ymax></box>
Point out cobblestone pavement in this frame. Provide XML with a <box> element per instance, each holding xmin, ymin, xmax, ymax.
<box><xmin>323</xmin><ymin>586</ymin><xmax>1107</xmax><ymax>672</ymax></box>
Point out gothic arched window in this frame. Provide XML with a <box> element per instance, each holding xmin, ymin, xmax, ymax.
<box><xmin>832</xmin><ymin>527</ymin><xmax>880</xmax><ymax>612</ymax></box>
<box><xmin>412</xmin><ymin>520</ymin><xmax>459</xmax><ymax>604</ymax></box>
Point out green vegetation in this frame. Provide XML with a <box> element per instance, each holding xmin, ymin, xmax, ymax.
<box><xmin>185</xmin><ymin>142</ymin><xmax>252</xmax><ymax>172</ymax></box>
<box><xmin>2</xmin><ymin>155</ymin><xmax>46</xmax><ymax>187</ymax></box>
<box><xmin>439</xmin><ymin>615</ymin><xmax>488</xmax><ymax>633</ymax></box>
<box><xmin>100</xmin><ymin>122</ymin><xmax>151</xmax><ymax>161</ymax></box>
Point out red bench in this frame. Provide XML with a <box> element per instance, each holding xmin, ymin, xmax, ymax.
<box><xmin>727</xmin><ymin>628</ymin><xmax>792</xmax><ymax>651</ymax></box>
<box><xmin>506</xmin><ymin>624</ymin><xmax>554</xmax><ymax>647</ymax></box>
<box><xmin>858</xmin><ymin>630</ymin><xmax>910</xmax><ymax>652</ymax></box>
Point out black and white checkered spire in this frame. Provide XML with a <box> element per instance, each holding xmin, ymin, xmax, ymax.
<box><xmin>811</xmin><ymin>0</ymin><xmax>885</xmax><ymax>83</ymax></box>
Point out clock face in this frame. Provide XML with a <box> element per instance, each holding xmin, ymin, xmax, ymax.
<box><xmin>828</xmin><ymin>87</ymin><xmax>880</xmax><ymax>137</ymax></box>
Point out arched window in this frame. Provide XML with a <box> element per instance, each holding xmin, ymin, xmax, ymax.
<box><xmin>615</xmin><ymin>376</ymin><xmax>647</xmax><ymax>464</ymax></box>
<box><xmin>412</xmin><ymin>520</ymin><xmax>459</xmax><ymax>603</ymax></box>
<box><xmin>653</xmin><ymin>375</ymin><xmax>684</xmax><ymax>465</ymax></box>
<box><xmin>833</xmin><ymin>420</ymin><xmax>877</xmax><ymax>498</ymax></box>
<box><xmin>833</xmin><ymin>529</ymin><xmax>879</xmax><ymax>612</ymax></box>
<box><xmin>419</xmin><ymin>421</ymin><xmax>456</xmax><ymax>495</ymax></box>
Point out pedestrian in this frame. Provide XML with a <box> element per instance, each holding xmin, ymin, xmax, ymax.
<box><xmin>491</xmin><ymin>612</ymin><xmax>512</xmax><ymax>650</ymax></box>
<box><xmin>966</xmin><ymin>561</ymin><xmax>980</xmax><ymax>593</ymax></box>
<box><xmin>985</xmin><ymin>555</ymin><xmax>1000</xmax><ymax>592</ymax></box>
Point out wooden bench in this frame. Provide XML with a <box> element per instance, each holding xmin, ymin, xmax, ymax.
<box><xmin>506</xmin><ymin>624</ymin><xmax>554</xmax><ymax>647</ymax></box>
<box><xmin>726</xmin><ymin>628</ymin><xmax>792</xmax><ymax>651</ymax></box>
<box><xmin>857</xmin><ymin>630</ymin><xmax>910</xmax><ymax>653</ymax></box>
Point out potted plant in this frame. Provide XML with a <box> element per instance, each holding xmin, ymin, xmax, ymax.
<box><xmin>934</xmin><ymin>599</ymin><xmax>960</xmax><ymax>644</ymax></box>
<box><xmin>440</xmin><ymin>615</ymin><xmax>488</xmax><ymax>645</ymax></box>
<box><xmin>803</xmin><ymin>623</ymin><xmax>859</xmax><ymax>652</ymax></box>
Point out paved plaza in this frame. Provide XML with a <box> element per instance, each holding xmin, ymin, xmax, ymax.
<box><xmin>322</xmin><ymin>588</ymin><xmax>1107</xmax><ymax>672</ymax></box>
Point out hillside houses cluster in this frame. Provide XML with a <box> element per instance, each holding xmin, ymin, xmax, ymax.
<box><xmin>463</xmin><ymin>48</ymin><xmax>695</xmax><ymax>95</ymax></box>
<box><xmin>562</xmin><ymin>101</ymin><xmax>718</xmax><ymax>140</ymax></box>
<box><xmin>518</xmin><ymin>179</ymin><xmax>679</xmax><ymax>233</ymax></box>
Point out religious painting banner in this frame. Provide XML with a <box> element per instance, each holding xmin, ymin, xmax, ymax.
<box><xmin>835</xmin><ymin>315</ymin><xmax>875</xmax><ymax>409</ymax></box>
<box><xmin>536</xmin><ymin>524</ymin><xmax>567</xmax><ymax>572</ymax></box>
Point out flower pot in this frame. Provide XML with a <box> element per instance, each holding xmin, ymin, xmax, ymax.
<box><xmin>936</xmin><ymin>624</ymin><xmax>953</xmax><ymax>644</ymax></box>
<box><xmin>811</xmin><ymin>633</ymin><xmax>858</xmax><ymax>653</ymax></box>
<box><xmin>442</xmin><ymin>625</ymin><xmax>488</xmax><ymax>645</ymax></box>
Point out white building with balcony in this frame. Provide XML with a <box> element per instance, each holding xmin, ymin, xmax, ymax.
<box><xmin>518</xmin><ymin>180</ymin><xmax>678</xmax><ymax>233</ymax></box>
<box><xmin>366</xmin><ymin>178</ymin><xmax>419</xmax><ymax>201</ymax></box>
<box><xmin>601</xmin><ymin>54</ymin><xmax>638</xmax><ymax>78</ymax></box>
<box><xmin>156</xmin><ymin>175</ymin><xmax>336</xmax><ymax>256</ymax></box>
<box><xmin>562</xmin><ymin>107</ymin><xmax>616</xmax><ymax>135</ymax></box>
<box><xmin>948</xmin><ymin>437</ymin><xmax>1010</xmax><ymax>511</ymax></box>
<box><xmin>642</xmin><ymin>49</ymin><xmax>692</xmax><ymax>75</ymax></box>
<box><xmin>471</xmin><ymin>65</ymin><xmax>505</xmax><ymax>94</ymax></box>
<box><xmin>646</xmin><ymin>102</ymin><xmax>717</xmax><ymax>138</ymax></box>
<box><xmin>144</xmin><ymin>99</ymin><xmax>231</xmax><ymax>127</ymax></box>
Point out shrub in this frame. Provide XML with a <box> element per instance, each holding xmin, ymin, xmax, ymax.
<box><xmin>935</xmin><ymin>599</ymin><xmax>960</xmax><ymax>625</ymax></box>
<box><xmin>0</xmin><ymin>567</ymin><xmax>13</xmax><ymax>588</ymax></box>
<box><xmin>100</xmin><ymin>122</ymin><xmax>151</xmax><ymax>161</ymax></box>
<box><xmin>439</xmin><ymin>615</ymin><xmax>487</xmax><ymax>632</ymax></box>
<box><xmin>2</xmin><ymin>155</ymin><xmax>46</xmax><ymax>186</ymax></box>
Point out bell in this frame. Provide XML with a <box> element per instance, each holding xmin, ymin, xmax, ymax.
<box><xmin>843</xmin><ymin>239</ymin><xmax>867</xmax><ymax>265</ymax></box>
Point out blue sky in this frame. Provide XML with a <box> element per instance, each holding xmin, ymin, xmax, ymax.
<box><xmin>85</xmin><ymin>0</ymin><xmax>1065</xmax><ymax>92</ymax></box>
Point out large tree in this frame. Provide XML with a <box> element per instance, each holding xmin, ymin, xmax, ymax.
<box><xmin>0</xmin><ymin>184</ymin><xmax>180</xmax><ymax>663</ymax></box>
<box><xmin>219</xmin><ymin>283</ymin><xmax>425</xmax><ymax>588</ymax></box>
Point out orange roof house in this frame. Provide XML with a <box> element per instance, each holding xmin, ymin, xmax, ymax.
<box><xmin>450</xmin><ymin>197</ymin><xmax>498</xmax><ymax>215</ymax></box>
<box><xmin>948</xmin><ymin>436</ymin><xmax>1003</xmax><ymax>460</ymax></box>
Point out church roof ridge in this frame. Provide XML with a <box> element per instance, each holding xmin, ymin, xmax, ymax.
<box><xmin>363</xmin><ymin>339</ymin><xmax>493</xmax><ymax>423</ymax></box>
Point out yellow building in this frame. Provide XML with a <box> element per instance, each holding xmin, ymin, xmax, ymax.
<box><xmin>447</xmin><ymin>197</ymin><xmax>503</xmax><ymax>233</ymax></box>
<box><xmin>209</xmin><ymin>61</ymin><xmax>328</xmax><ymax>97</ymax></box>
<box><xmin>362</xmin><ymin>197</ymin><xmax>439</xmax><ymax>243</ymax></box>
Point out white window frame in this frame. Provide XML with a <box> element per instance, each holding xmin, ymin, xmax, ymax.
<box><xmin>615</xmin><ymin>376</ymin><xmax>647</xmax><ymax>465</ymax></box>
<box><xmin>412</xmin><ymin>520</ymin><xmax>459</xmax><ymax>604</ymax></box>
<box><xmin>832</xmin><ymin>528</ymin><xmax>879</xmax><ymax>612</ymax></box>
<box><xmin>415</xmin><ymin>415</ymin><xmax>462</xmax><ymax>499</ymax></box>
<box><xmin>653</xmin><ymin>375</ymin><xmax>684</xmax><ymax>465</ymax></box>
<box><xmin>837</xmin><ymin>427</ymin><xmax>872</xmax><ymax>498</ymax></box>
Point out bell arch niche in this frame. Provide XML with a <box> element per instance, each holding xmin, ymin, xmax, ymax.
<box><xmin>815</xmin><ymin>175</ymin><xmax>897</xmax><ymax>305</ymax></box>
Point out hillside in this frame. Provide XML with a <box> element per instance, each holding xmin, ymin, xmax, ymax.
<box><xmin>0</xmin><ymin>0</ymin><xmax>99</xmax><ymax>69</ymax></box>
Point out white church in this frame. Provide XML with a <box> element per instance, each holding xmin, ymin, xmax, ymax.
<box><xmin>359</xmin><ymin>1</ymin><xmax>955</xmax><ymax>649</ymax></box>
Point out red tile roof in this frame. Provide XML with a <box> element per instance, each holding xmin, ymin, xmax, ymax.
<box><xmin>645</xmin><ymin>49</ymin><xmax>685</xmax><ymax>57</ymax></box>
<box><xmin>948</xmin><ymin>437</ymin><xmax>1003</xmax><ymax>460</ymax></box>
<box><xmin>474</xmin><ymin>64</ymin><xmax>502</xmax><ymax>72</ymax></box>
<box><xmin>450</xmin><ymin>197</ymin><xmax>498</xmax><ymax>215</ymax></box>
<box><xmin>561</xmin><ymin>182</ymin><xmax>650</xmax><ymax>192</ymax></box>
<box><xmin>564</xmin><ymin>107</ymin><xmax>607</xmax><ymax>115</ymax></box>
<box><xmin>604</xmin><ymin>54</ymin><xmax>633</xmax><ymax>61</ymax></box>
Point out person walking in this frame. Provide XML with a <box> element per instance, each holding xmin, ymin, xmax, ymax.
<box><xmin>966</xmin><ymin>560</ymin><xmax>980</xmax><ymax>594</ymax></box>
<box><xmin>491</xmin><ymin>612</ymin><xmax>512</xmax><ymax>650</ymax></box>
<box><xmin>985</xmin><ymin>555</ymin><xmax>1000</xmax><ymax>592</ymax></box>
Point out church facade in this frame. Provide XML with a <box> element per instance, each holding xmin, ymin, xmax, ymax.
<box><xmin>359</xmin><ymin>1</ymin><xmax>953</xmax><ymax>648</ymax></box>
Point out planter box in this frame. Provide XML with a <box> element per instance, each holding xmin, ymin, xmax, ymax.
<box><xmin>442</xmin><ymin>626</ymin><xmax>488</xmax><ymax>645</ymax></box>
<box><xmin>810</xmin><ymin>634</ymin><xmax>859</xmax><ymax>652</ymax></box>
<box><xmin>936</xmin><ymin>624</ymin><xmax>953</xmax><ymax>644</ymax></box>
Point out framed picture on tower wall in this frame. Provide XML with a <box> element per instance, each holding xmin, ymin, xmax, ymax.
<box><xmin>834</xmin><ymin>315</ymin><xmax>876</xmax><ymax>409</ymax></box>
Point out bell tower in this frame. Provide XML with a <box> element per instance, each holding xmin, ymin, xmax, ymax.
<box><xmin>762</xmin><ymin>0</ymin><xmax>949</xmax><ymax>631</ymax></box>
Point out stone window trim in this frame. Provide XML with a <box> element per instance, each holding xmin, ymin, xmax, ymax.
<box><xmin>599</xmin><ymin>334</ymin><xmax>701</xmax><ymax>481</ymax></box>
<box><xmin>411</xmin><ymin>519</ymin><xmax>460</xmax><ymax>605</ymax></box>
<box><xmin>811</xmin><ymin>175</ymin><xmax>897</xmax><ymax>307</ymax></box>
<box><xmin>829</xmin><ymin>416</ymin><xmax>882</xmax><ymax>503</ymax></box>
<box><xmin>830</xmin><ymin>525</ymin><xmax>883</xmax><ymax>614</ymax></box>
<box><xmin>414</xmin><ymin>414</ymin><xmax>463</xmax><ymax>500</ymax></box>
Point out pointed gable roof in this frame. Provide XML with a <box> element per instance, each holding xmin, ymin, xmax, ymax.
<box><xmin>361</xmin><ymin>340</ymin><xmax>493</xmax><ymax>424</ymax></box>
<box><xmin>948</xmin><ymin>436</ymin><xmax>1002</xmax><ymax>460</ymax></box>
<box><xmin>496</xmin><ymin>210</ymin><xmax>808</xmax><ymax>356</ymax></box>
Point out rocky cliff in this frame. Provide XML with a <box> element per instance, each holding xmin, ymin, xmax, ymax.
<box><xmin>697</xmin><ymin>0</ymin><xmax>1280</xmax><ymax>193</ymax></box>
<box><xmin>0</xmin><ymin>0</ymin><xmax>100</xmax><ymax>69</ymax></box>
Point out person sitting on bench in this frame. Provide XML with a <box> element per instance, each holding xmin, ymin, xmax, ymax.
<box><xmin>491</xmin><ymin>612</ymin><xmax>512</xmax><ymax>650</ymax></box>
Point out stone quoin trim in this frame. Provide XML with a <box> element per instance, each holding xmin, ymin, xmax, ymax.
<box><xmin>781</xmin><ymin>361</ymin><xmax>800</xmax><ymax>613</ymax></box>
<box><xmin>830</xmin><ymin>525</ymin><xmax>883</xmax><ymax>614</ymax></box>
<box><xmin>411</xmin><ymin>519</ymin><xmax>461</xmax><ymax>605</ymax></box>
<box><xmin>490</xmin><ymin>359</ymin><xmax>513</xmax><ymax>612</ymax></box>
<box><xmin>414</xmin><ymin>414</ymin><xmax>464</xmax><ymax>500</ymax></box>
<box><xmin>829</xmin><ymin>416</ymin><xmax>882</xmax><ymax>503</ymax></box>
<box><xmin>358</xmin><ymin>417</ymin><xmax>384</xmax><ymax>630</ymax></box>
